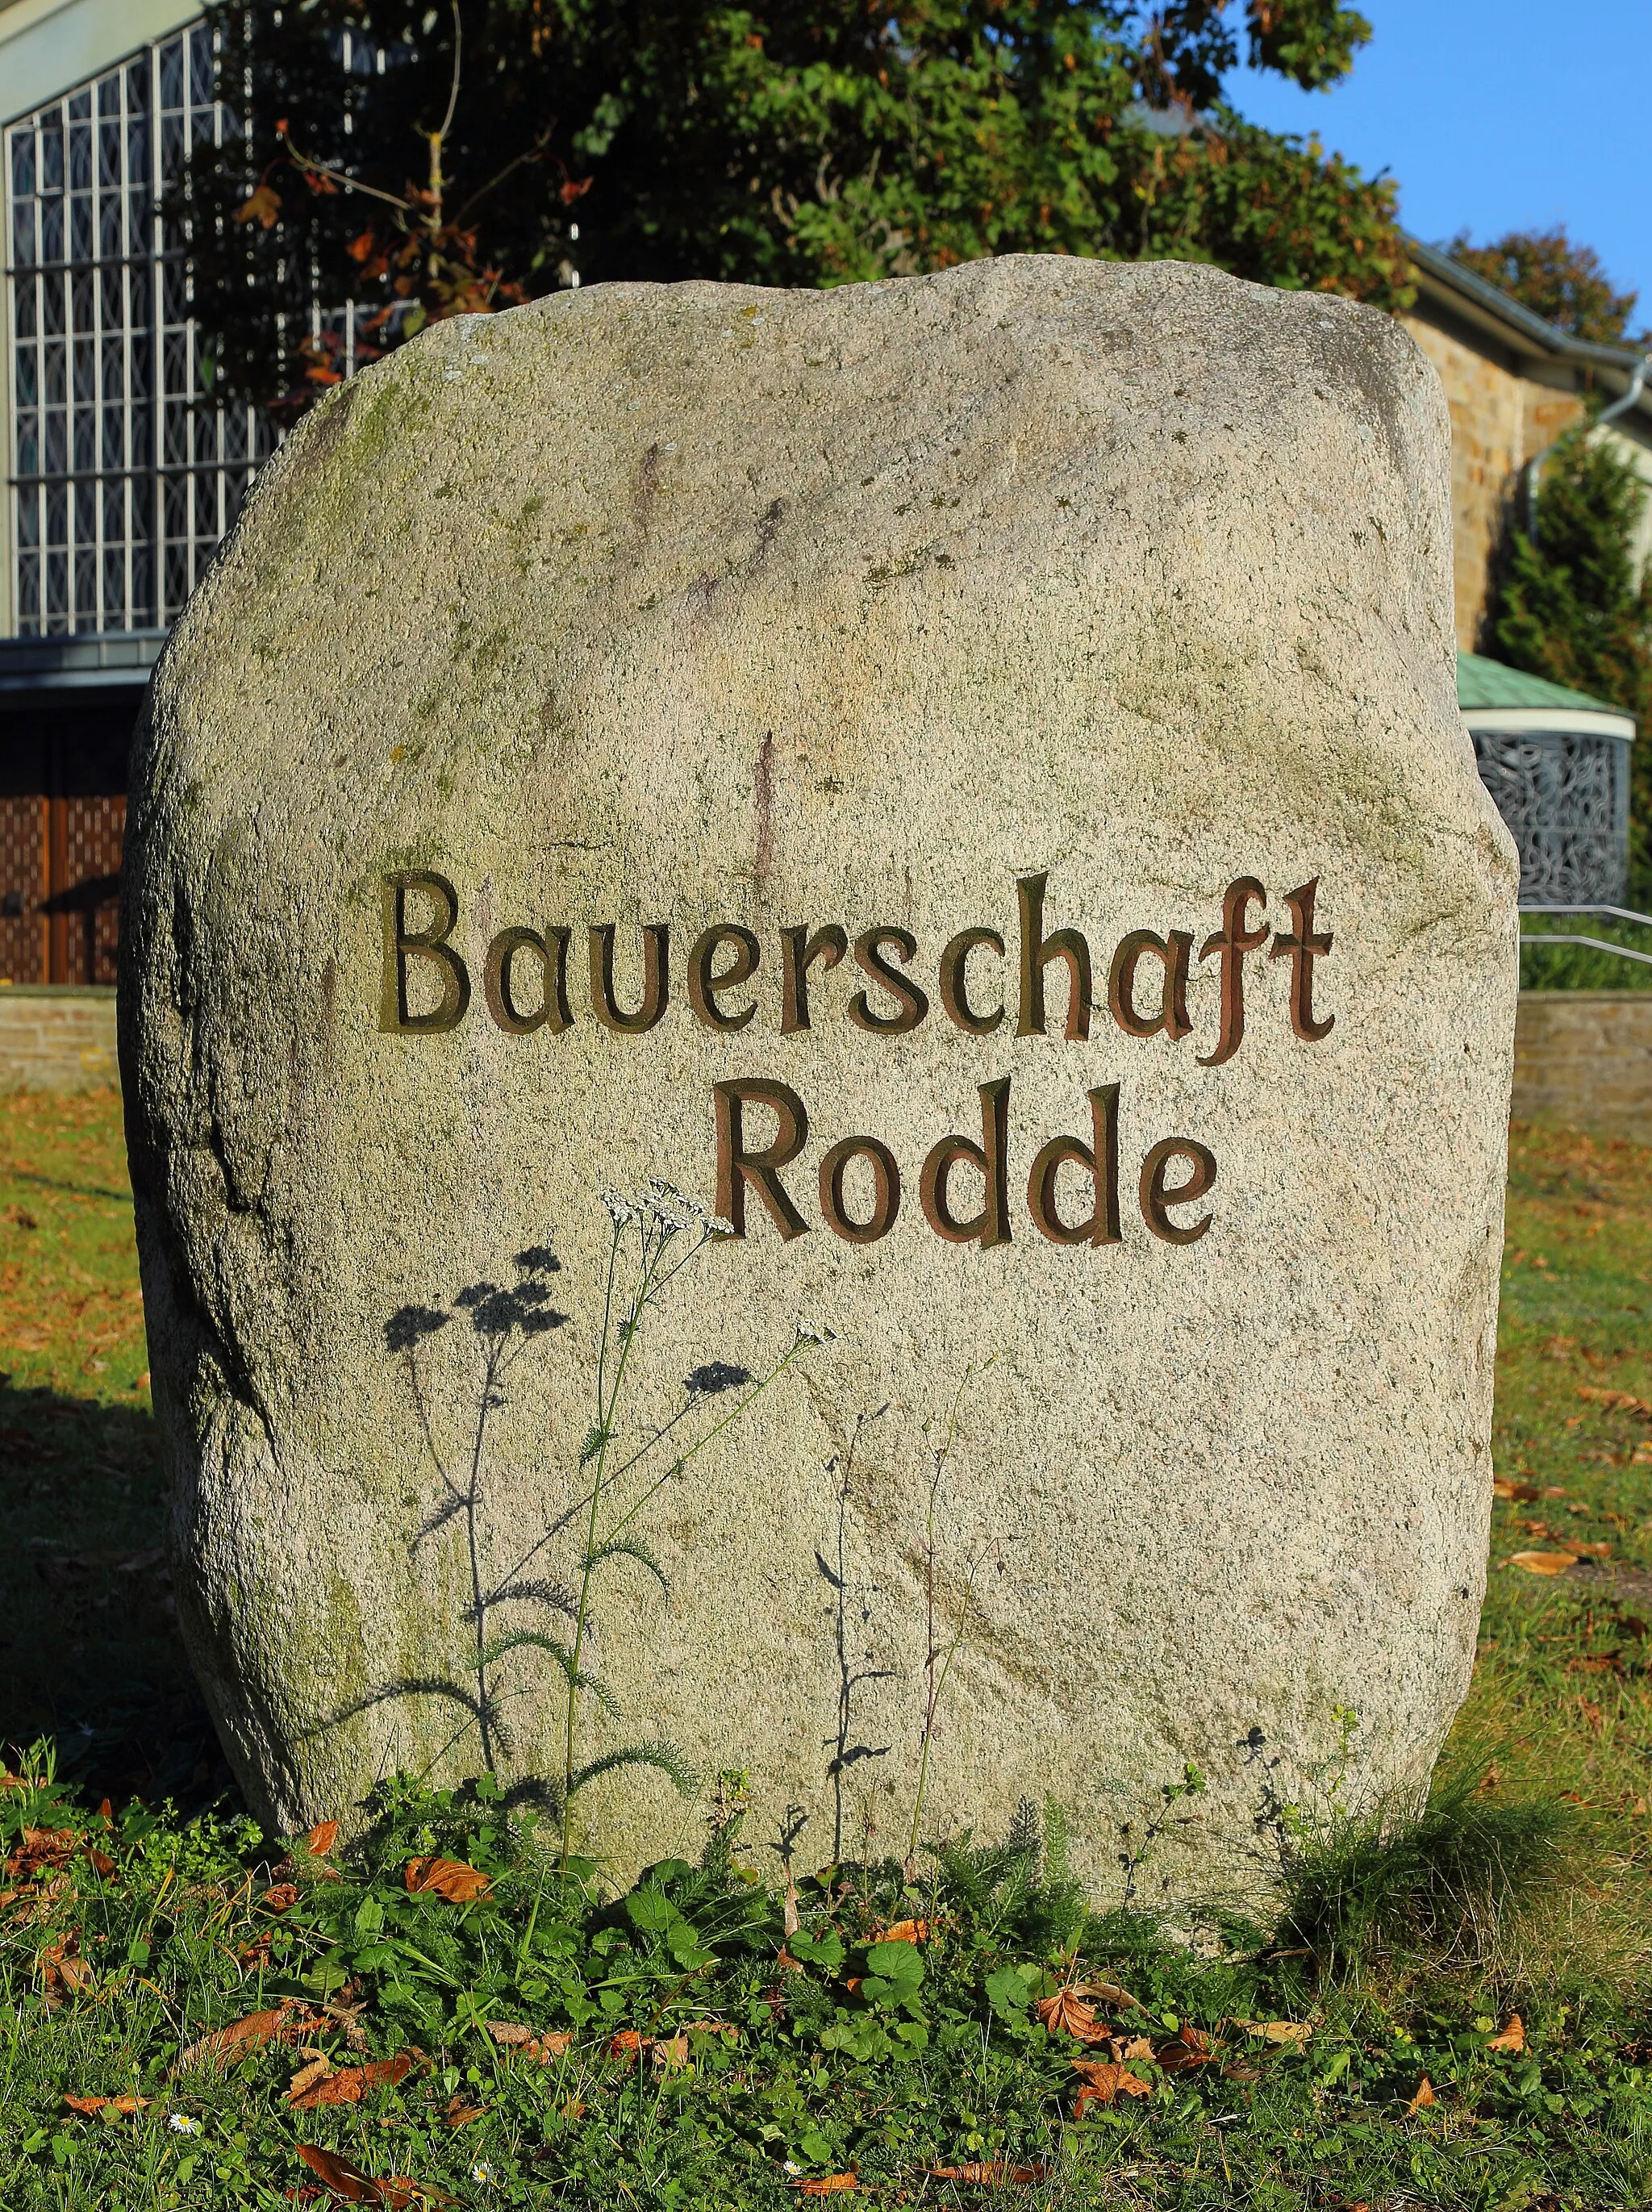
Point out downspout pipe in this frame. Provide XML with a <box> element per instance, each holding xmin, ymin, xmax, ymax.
<box><xmin>1525</xmin><ymin>353</ymin><xmax>1650</xmax><ymax>545</ymax></box>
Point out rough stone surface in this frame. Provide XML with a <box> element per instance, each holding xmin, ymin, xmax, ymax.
<box><xmin>121</xmin><ymin>257</ymin><xmax>1519</xmax><ymax>1899</ymax></box>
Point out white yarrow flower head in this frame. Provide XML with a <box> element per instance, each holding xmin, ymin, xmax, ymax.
<box><xmin>168</xmin><ymin>2113</ymin><xmax>202</xmax><ymax>2135</ymax></box>
<box><xmin>706</xmin><ymin>1213</ymin><xmax>736</xmax><ymax>1238</ymax></box>
<box><xmin>793</xmin><ymin>1317</ymin><xmax>837</xmax><ymax>1347</ymax></box>
<box><xmin>645</xmin><ymin>1178</ymin><xmax>708</xmax><ymax>1229</ymax></box>
<box><xmin>600</xmin><ymin>1187</ymin><xmax>640</xmax><ymax>1227</ymax></box>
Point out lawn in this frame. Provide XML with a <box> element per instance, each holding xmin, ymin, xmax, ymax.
<box><xmin>0</xmin><ymin>1091</ymin><xmax>1649</xmax><ymax>2210</ymax></box>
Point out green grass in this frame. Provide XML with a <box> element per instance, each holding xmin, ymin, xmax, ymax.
<box><xmin>0</xmin><ymin>1093</ymin><xmax>1650</xmax><ymax>2210</ymax></box>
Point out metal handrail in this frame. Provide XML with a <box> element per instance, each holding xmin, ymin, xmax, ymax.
<box><xmin>1520</xmin><ymin>904</ymin><xmax>1652</xmax><ymax>972</ymax></box>
<box><xmin>1522</xmin><ymin>904</ymin><xmax>1652</xmax><ymax>926</ymax></box>
<box><xmin>1521</xmin><ymin>933</ymin><xmax>1652</xmax><ymax>969</ymax></box>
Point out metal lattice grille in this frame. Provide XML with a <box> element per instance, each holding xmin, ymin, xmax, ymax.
<box><xmin>5</xmin><ymin>25</ymin><xmax>275</xmax><ymax>635</ymax></box>
<box><xmin>1471</xmin><ymin>728</ymin><xmax>1633</xmax><ymax>907</ymax></box>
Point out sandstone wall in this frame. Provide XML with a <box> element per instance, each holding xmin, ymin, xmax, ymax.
<box><xmin>1513</xmin><ymin>991</ymin><xmax>1652</xmax><ymax>1144</ymax></box>
<box><xmin>0</xmin><ymin>984</ymin><xmax>118</xmax><ymax>1090</ymax></box>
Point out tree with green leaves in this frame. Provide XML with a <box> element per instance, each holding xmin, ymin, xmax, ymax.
<box><xmin>1449</xmin><ymin>224</ymin><xmax>1642</xmax><ymax>347</ymax></box>
<box><xmin>177</xmin><ymin>0</ymin><xmax>1409</xmax><ymax>415</ymax></box>
<box><xmin>1492</xmin><ymin>423</ymin><xmax>1652</xmax><ymax>876</ymax></box>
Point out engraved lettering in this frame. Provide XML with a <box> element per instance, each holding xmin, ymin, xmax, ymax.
<box><xmin>380</xmin><ymin>871</ymin><xmax>470</xmax><ymax>1034</ymax></box>
<box><xmin>780</xmin><ymin>924</ymin><xmax>848</xmax><ymax>1033</ymax></box>
<box><xmin>849</xmin><ymin>927</ymin><xmax>929</xmax><ymax>1034</ymax></box>
<box><xmin>820</xmin><ymin>1135</ymin><xmax>901</xmax><ymax>1244</ymax></box>
<box><xmin>1140</xmin><ymin>1137</ymin><xmax>1217</xmax><ymax>1244</ymax></box>
<box><xmin>938</xmin><ymin>926</ymin><xmax>1006</xmax><ymax>1036</ymax></box>
<box><xmin>920</xmin><ymin>1078</ymin><xmax>1011</xmax><ymax>1247</ymax></box>
<box><xmin>714</xmin><ymin>1078</ymin><xmax>810</xmax><ymax>1240</ymax></box>
<box><xmin>1270</xmin><ymin>877</ymin><xmax>1334</xmax><ymax>1041</ymax></box>
<box><xmin>687</xmin><ymin>924</ymin><xmax>760</xmax><ymax>1031</ymax></box>
<box><xmin>1108</xmin><ymin>929</ymin><xmax>1194</xmax><ymax>1041</ymax></box>
<box><xmin>589</xmin><ymin>923</ymin><xmax>670</xmax><ymax>1033</ymax></box>
<box><xmin>1016</xmin><ymin>873</ymin><xmax>1091</xmax><ymax>1041</ymax></box>
<box><xmin>483</xmin><ymin>925</ymin><xmax>571</xmax><ymax>1035</ymax></box>
<box><xmin>1197</xmin><ymin>878</ymin><xmax>1268</xmax><ymax>1067</ymax></box>
<box><xmin>1027</xmin><ymin>1083</ymin><xmax>1122</xmax><ymax>1246</ymax></box>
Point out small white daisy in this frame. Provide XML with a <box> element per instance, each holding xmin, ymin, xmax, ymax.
<box><xmin>168</xmin><ymin>2113</ymin><xmax>201</xmax><ymax>2135</ymax></box>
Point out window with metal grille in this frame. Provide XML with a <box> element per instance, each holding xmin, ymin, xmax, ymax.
<box><xmin>5</xmin><ymin>23</ymin><xmax>276</xmax><ymax>636</ymax></box>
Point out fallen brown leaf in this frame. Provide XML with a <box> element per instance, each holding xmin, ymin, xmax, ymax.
<box><xmin>874</xmin><ymin>1918</ymin><xmax>930</xmax><ymax>1943</ymax></box>
<box><xmin>444</xmin><ymin>2093</ymin><xmax>485</xmax><ymax>2126</ymax></box>
<box><xmin>653</xmin><ymin>2032</ymin><xmax>690</xmax><ymax>2070</ymax></box>
<box><xmin>262</xmin><ymin>1883</ymin><xmax>300</xmax><ymax>1912</ymax></box>
<box><xmin>288</xmin><ymin>2056</ymin><xmax>333</xmax><ymax>2100</ymax></box>
<box><xmin>1508</xmin><ymin>1550</ymin><xmax>1580</xmax><ymax>1576</ymax></box>
<box><xmin>1087</xmin><ymin>1978</ymin><xmax>1145</xmax><ymax>2012</ymax></box>
<box><xmin>924</xmin><ymin>2164</ymin><xmax>1051</xmax><ymax>2186</ymax></box>
<box><xmin>64</xmin><ymin>2093</ymin><xmax>147</xmax><ymax>2116</ymax></box>
<box><xmin>1071</xmin><ymin>2059</ymin><xmax>1153</xmax><ymax>2111</ymax></box>
<box><xmin>403</xmin><ymin>1855</ymin><xmax>490</xmax><ymax>1902</ymax></box>
<box><xmin>1493</xmin><ymin>1478</ymin><xmax>1541</xmax><ymax>1502</ymax></box>
<box><xmin>294</xmin><ymin>2143</ymin><xmax>460</xmax><ymax>2206</ymax></box>
<box><xmin>1407</xmin><ymin>2076</ymin><xmax>1436</xmax><ymax>2115</ymax></box>
<box><xmin>1233</xmin><ymin>2018</ymin><xmax>1312</xmax><ymax>2046</ymax></box>
<box><xmin>303</xmin><ymin>1821</ymin><xmax>340</xmax><ymax>1858</ymax></box>
<box><xmin>791</xmin><ymin>2177</ymin><xmax>857</xmax><ymax>2196</ymax></box>
<box><xmin>1036</xmin><ymin>1986</ymin><xmax>1107</xmax><ymax>2040</ymax></box>
<box><xmin>81</xmin><ymin>1843</ymin><xmax>116</xmax><ymax>1880</ymax></box>
<box><xmin>1571</xmin><ymin>1541</ymin><xmax>1612</xmax><ymax>1559</ymax></box>
<box><xmin>178</xmin><ymin>2004</ymin><xmax>327</xmax><ymax>2072</ymax></box>
<box><xmin>487</xmin><ymin>2022</ymin><xmax>574</xmax><ymax>2063</ymax></box>
<box><xmin>290</xmin><ymin>2051</ymin><xmax>415</xmax><ymax>2110</ymax></box>
<box><xmin>40</xmin><ymin>1939</ymin><xmax>94</xmax><ymax>1997</ymax></box>
<box><xmin>1486</xmin><ymin>2014</ymin><xmax>1525</xmax><ymax>2053</ymax></box>
<box><xmin>1155</xmin><ymin>2025</ymin><xmax>1216</xmax><ymax>2071</ymax></box>
<box><xmin>1579</xmin><ymin>1385</ymin><xmax>1652</xmax><ymax>1417</ymax></box>
<box><xmin>1571</xmin><ymin>1653</ymin><xmax>1625</xmax><ymax>1676</ymax></box>
<box><xmin>1579</xmin><ymin>1697</ymin><xmax>1606</xmax><ymax>1734</ymax></box>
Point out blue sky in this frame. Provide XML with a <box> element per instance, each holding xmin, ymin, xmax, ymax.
<box><xmin>1231</xmin><ymin>0</ymin><xmax>1652</xmax><ymax>332</ymax></box>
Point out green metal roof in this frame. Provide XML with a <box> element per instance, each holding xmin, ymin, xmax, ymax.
<box><xmin>1456</xmin><ymin>650</ymin><xmax>1627</xmax><ymax>720</ymax></box>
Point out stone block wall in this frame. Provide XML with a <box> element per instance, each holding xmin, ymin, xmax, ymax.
<box><xmin>1512</xmin><ymin>991</ymin><xmax>1652</xmax><ymax>1145</ymax></box>
<box><xmin>0</xmin><ymin>985</ymin><xmax>118</xmax><ymax>1091</ymax></box>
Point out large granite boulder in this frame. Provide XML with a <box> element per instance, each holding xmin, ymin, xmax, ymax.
<box><xmin>120</xmin><ymin>257</ymin><xmax>1519</xmax><ymax>1898</ymax></box>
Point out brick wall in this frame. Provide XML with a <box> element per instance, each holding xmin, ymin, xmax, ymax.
<box><xmin>1512</xmin><ymin>992</ymin><xmax>1652</xmax><ymax>1145</ymax></box>
<box><xmin>1400</xmin><ymin>308</ymin><xmax>1584</xmax><ymax>651</ymax></box>
<box><xmin>0</xmin><ymin>986</ymin><xmax>118</xmax><ymax>1091</ymax></box>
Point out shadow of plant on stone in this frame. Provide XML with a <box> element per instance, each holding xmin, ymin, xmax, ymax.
<box><xmin>331</xmin><ymin>1183</ymin><xmax>834</xmax><ymax>1859</ymax></box>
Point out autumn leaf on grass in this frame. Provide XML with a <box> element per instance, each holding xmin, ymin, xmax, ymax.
<box><xmin>1155</xmin><ymin>2025</ymin><xmax>1216</xmax><ymax>2071</ymax></box>
<box><xmin>290</xmin><ymin>2051</ymin><xmax>415</xmax><ymax>2110</ymax></box>
<box><xmin>790</xmin><ymin>2177</ymin><xmax>857</xmax><ymax>2195</ymax></box>
<box><xmin>1036</xmin><ymin>1985</ymin><xmax>1108</xmax><ymax>2040</ymax></box>
<box><xmin>262</xmin><ymin>1883</ymin><xmax>301</xmax><ymax>1912</ymax></box>
<box><xmin>1233</xmin><ymin>2019</ymin><xmax>1313</xmax><ymax>2047</ymax></box>
<box><xmin>1508</xmin><ymin>1550</ymin><xmax>1580</xmax><ymax>1576</ymax></box>
<box><xmin>1407</xmin><ymin>2076</ymin><xmax>1436</xmax><ymax>2115</ymax></box>
<box><xmin>303</xmin><ymin>1821</ymin><xmax>340</xmax><ymax>1859</ymax></box>
<box><xmin>64</xmin><ymin>2093</ymin><xmax>147</xmax><ymax>2116</ymax></box>
<box><xmin>1579</xmin><ymin>1385</ymin><xmax>1652</xmax><ymax>1417</ymax></box>
<box><xmin>1070</xmin><ymin>2059</ymin><xmax>1152</xmax><ymax>2112</ymax></box>
<box><xmin>1571</xmin><ymin>1541</ymin><xmax>1612</xmax><ymax>1560</ymax></box>
<box><xmin>925</xmin><ymin>2164</ymin><xmax>1050</xmax><ymax>2187</ymax></box>
<box><xmin>1087</xmin><ymin>1978</ymin><xmax>1145</xmax><ymax>2013</ymax></box>
<box><xmin>288</xmin><ymin>2056</ymin><xmax>333</xmax><ymax>2101</ymax></box>
<box><xmin>1486</xmin><ymin>2014</ymin><xmax>1525</xmax><ymax>2052</ymax></box>
<box><xmin>872</xmin><ymin>1917</ymin><xmax>931</xmax><ymax>1944</ymax></box>
<box><xmin>177</xmin><ymin>2004</ymin><xmax>327</xmax><ymax>2072</ymax></box>
<box><xmin>294</xmin><ymin>2143</ymin><xmax>459</xmax><ymax>2206</ymax></box>
<box><xmin>487</xmin><ymin>2022</ymin><xmax>573</xmax><ymax>2063</ymax></box>
<box><xmin>40</xmin><ymin>1939</ymin><xmax>94</xmax><ymax>1997</ymax></box>
<box><xmin>1493</xmin><ymin>1478</ymin><xmax>1541</xmax><ymax>1502</ymax></box>
<box><xmin>404</xmin><ymin>1855</ymin><xmax>490</xmax><ymax>1901</ymax></box>
<box><xmin>444</xmin><ymin>2092</ymin><xmax>485</xmax><ymax>2126</ymax></box>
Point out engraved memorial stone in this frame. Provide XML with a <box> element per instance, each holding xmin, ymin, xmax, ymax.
<box><xmin>120</xmin><ymin>257</ymin><xmax>1520</xmax><ymax>1896</ymax></box>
